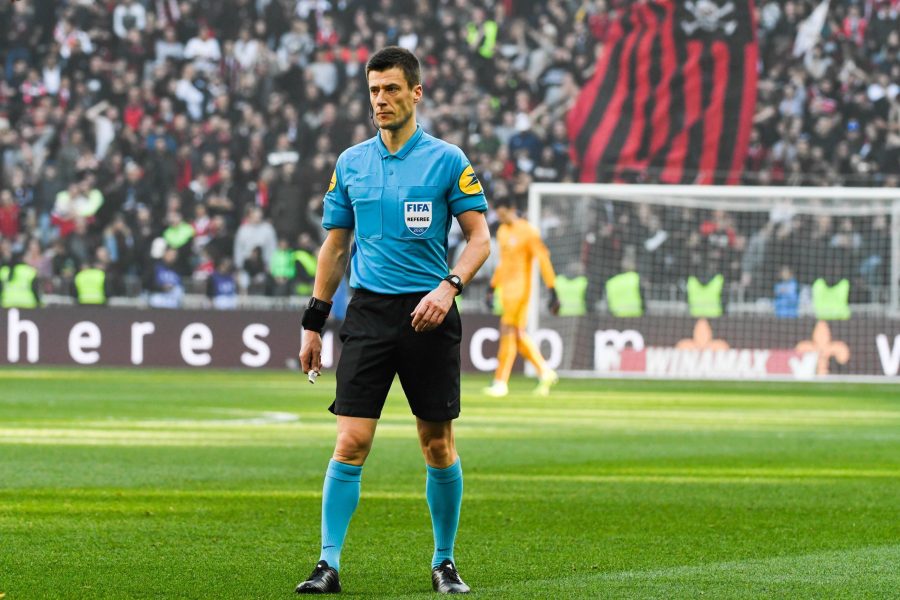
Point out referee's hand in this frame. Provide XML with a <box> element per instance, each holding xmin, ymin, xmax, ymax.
<box><xmin>299</xmin><ymin>329</ymin><xmax>323</xmax><ymax>374</ymax></box>
<box><xmin>410</xmin><ymin>283</ymin><xmax>455</xmax><ymax>333</ymax></box>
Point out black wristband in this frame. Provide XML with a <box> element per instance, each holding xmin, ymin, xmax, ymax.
<box><xmin>301</xmin><ymin>297</ymin><xmax>332</xmax><ymax>333</ymax></box>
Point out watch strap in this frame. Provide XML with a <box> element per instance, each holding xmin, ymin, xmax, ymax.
<box><xmin>443</xmin><ymin>274</ymin><xmax>464</xmax><ymax>295</ymax></box>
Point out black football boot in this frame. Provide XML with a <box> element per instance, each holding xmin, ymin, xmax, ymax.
<box><xmin>295</xmin><ymin>560</ymin><xmax>341</xmax><ymax>594</ymax></box>
<box><xmin>431</xmin><ymin>559</ymin><xmax>470</xmax><ymax>594</ymax></box>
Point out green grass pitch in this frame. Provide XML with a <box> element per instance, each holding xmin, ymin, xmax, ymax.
<box><xmin>1</xmin><ymin>368</ymin><xmax>899</xmax><ymax>599</ymax></box>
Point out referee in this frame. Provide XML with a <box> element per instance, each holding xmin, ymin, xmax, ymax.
<box><xmin>297</xmin><ymin>47</ymin><xmax>490</xmax><ymax>595</ymax></box>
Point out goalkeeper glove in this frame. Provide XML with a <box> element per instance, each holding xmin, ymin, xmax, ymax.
<box><xmin>548</xmin><ymin>288</ymin><xmax>561</xmax><ymax>315</ymax></box>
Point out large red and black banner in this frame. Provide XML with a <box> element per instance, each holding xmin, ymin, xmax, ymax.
<box><xmin>568</xmin><ymin>0</ymin><xmax>758</xmax><ymax>185</ymax></box>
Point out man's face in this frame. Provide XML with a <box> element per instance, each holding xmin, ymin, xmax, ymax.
<box><xmin>367</xmin><ymin>67</ymin><xmax>421</xmax><ymax>132</ymax></box>
<box><xmin>494</xmin><ymin>205</ymin><xmax>514</xmax><ymax>224</ymax></box>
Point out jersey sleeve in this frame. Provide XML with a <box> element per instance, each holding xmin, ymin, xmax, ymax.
<box><xmin>446</xmin><ymin>147</ymin><xmax>488</xmax><ymax>216</ymax></box>
<box><xmin>322</xmin><ymin>155</ymin><xmax>354</xmax><ymax>230</ymax></box>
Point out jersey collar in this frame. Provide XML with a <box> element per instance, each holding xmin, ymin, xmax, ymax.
<box><xmin>375</xmin><ymin>124</ymin><xmax>424</xmax><ymax>159</ymax></box>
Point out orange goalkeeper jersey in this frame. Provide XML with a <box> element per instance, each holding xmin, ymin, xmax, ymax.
<box><xmin>491</xmin><ymin>218</ymin><xmax>556</xmax><ymax>301</ymax></box>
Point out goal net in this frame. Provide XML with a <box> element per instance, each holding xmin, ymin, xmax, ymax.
<box><xmin>527</xmin><ymin>184</ymin><xmax>900</xmax><ymax>381</ymax></box>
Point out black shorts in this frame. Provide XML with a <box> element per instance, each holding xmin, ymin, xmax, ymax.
<box><xmin>330</xmin><ymin>288</ymin><xmax>462</xmax><ymax>422</ymax></box>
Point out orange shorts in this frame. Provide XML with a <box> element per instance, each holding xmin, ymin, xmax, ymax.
<box><xmin>500</xmin><ymin>296</ymin><xmax>529</xmax><ymax>328</ymax></box>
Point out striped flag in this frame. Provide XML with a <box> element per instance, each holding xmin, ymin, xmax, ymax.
<box><xmin>568</xmin><ymin>0</ymin><xmax>758</xmax><ymax>185</ymax></box>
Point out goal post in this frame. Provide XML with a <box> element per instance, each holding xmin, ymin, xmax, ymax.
<box><xmin>526</xmin><ymin>183</ymin><xmax>900</xmax><ymax>381</ymax></box>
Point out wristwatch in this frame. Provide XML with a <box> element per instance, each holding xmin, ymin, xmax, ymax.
<box><xmin>442</xmin><ymin>274</ymin><xmax>464</xmax><ymax>295</ymax></box>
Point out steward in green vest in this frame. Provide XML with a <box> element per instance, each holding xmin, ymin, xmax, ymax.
<box><xmin>163</xmin><ymin>212</ymin><xmax>195</xmax><ymax>275</ymax></box>
<box><xmin>555</xmin><ymin>274</ymin><xmax>588</xmax><ymax>316</ymax></box>
<box><xmin>74</xmin><ymin>265</ymin><xmax>108</xmax><ymax>305</ymax></box>
<box><xmin>466</xmin><ymin>11</ymin><xmax>498</xmax><ymax>59</ymax></box>
<box><xmin>812</xmin><ymin>278</ymin><xmax>850</xmax><ymax>320</ymax></box>
<box><xmin>605</xmin><ymin>271</ymin><xmax>643</xmax><ymax>317</ymax></box>
<box><xmin>489</xmin><ymin>286</ymin><xmax>503</xmax><ymax>315</ymax></box>
<box><xmin>270</xmin><ymin>248</ymin><xmax>297</xmax><ymax>280</ymax></box>
<box><xmin>0</xmin><ymin>257</ymin><xmax>40</xmax><ymax>309</ymax></box>
<box><xmin>162</xmin><ymin>218</ymin><xmax>195</xmax><ymax>250</ymax></box>
<box><xmin>293</xmin><ymin>249</ymin><xmax>317</xmax><ymax>296</ymax></box>
<box><xmin>269</xmin><ymin>238</ymin><xmax>297</xmax><ymax>297</ymax></box>
<box><xmin>687</xmin><ymin>274</ymin><xmax>724</xmax><ymax>318</ymax></box>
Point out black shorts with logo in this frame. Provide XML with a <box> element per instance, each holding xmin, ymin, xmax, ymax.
<box><xmin>330</xmin><ymin>288</ymin><xmax>462</xmax><ymax>422</ymax></box>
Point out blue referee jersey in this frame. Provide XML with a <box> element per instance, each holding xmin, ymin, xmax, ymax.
<box><xmin>323</xmin><ymin>125</ymin><xmax>488</xmax><ymax>294</ymax></box>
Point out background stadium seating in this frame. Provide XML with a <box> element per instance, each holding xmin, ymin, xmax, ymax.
<box><xmin>0</xmin><ymin>0</ymin><xmax>897</xmax><ymax>303</ymax></box>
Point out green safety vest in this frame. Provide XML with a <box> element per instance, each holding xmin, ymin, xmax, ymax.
<box><xmin>687</xmin><ymin>275</ymin><xmax>724</xmax><ymax>318</ymax></box>
<box><xmin>0</xmin><ymin>264</ymin><xmax>38</xmax><ymax>309</ymax></box>
<box><xmin>75</xmin><ymin>268</ymin><xmax>107</xmax><ymax>305</ymax></box>
<box><xmin>163</xmin><ymin>222</ymin><xmax>195</xmax><ymax>249</ymax></box>
<box><xmin>812</xmin><ymin>278</ymin><xmax>850</xmax><ymax>320</ymax></box>
<box><xmin>270</xmin><ymin>249</ymin><xmax>296</xmax><ymax>279</ymax></box>
<box><xmin>293</xmin><ymin>250</ymin><xmax>317</xmax><ymax>295</ymax></box>
<box><xmin>605</xmin><ymin>272</ymin><xmax>642</xmax><ymax>317</ymax></box>
<box><xmin>492</xmin><ymin>286</ymin><xmax>503</xmax><ymax>315</ymax></box>
<box><xmin>466</xmin><ymin>20</ymin><xmax>498</xmax><ymax>59</ymax></box>
<box><xmin>556</xmin><ymin>275</ymin><xmax>588</xmax><ymax>316</ymax></box>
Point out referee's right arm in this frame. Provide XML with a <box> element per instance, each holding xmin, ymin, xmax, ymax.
<box><xmin>311</xmin><ymin>228</ymin><xmax>352</xmax><ymax>304</ymax></box>
<box><xmin>299</xmin><ymin>228</ymin><xmax>351</xmax><ymax>374</ymax></box>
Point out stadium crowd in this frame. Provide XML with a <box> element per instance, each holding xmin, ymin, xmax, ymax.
<box><xmin>0</xmin><ymin>0</ymin><xmax>897</xmax><ymax>306</ymax></box>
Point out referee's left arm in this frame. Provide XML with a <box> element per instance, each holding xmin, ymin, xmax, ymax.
<box><xmin>448</xmin><ymin>210</ymin><xmax>491</xmax><ymax>292</ymax></box>
<box><xmin>410</xmin><ymin>210</ymin><xmax>490</xmax><ymax>332</ymax></box>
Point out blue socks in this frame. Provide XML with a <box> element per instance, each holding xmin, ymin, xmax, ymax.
<box><xmin>317</xmin><ymin>458</ymin><xmax>463</xmax><ymax>571</ymax></box>
<box><xmin>319</xmin><ymin>459</ymin><xmax>363</xmax><ymax>571</ymax></box>
<box><xmin>426</xmin><ymin>458</ymin><xmax>463</xmax><ymax>568</ymax></box>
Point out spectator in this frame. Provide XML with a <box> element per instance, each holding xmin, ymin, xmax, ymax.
<box><xmin>147</xmin><ymin>246</ymin><xmax>185</xmax><ymax>308</ymax></box>
<box><xmin>0</xmin><ymin>190</ymin><xmax>21</xmax><ymax>241</ymax></box>
<box><xmin>233</xmin><ymin>26</ymin><xmax>261</xmax><ymax>71</ymax></box>
<box><xmin>103</xmin><ymin>213</ymin><xmax>136</xmax><ymax>276</ymax></box>
<box><xmin>184</xmin><ymin>23</ymin><xmax>222</xmax><ymax>74</ymax></box>
<box><xmin>113</xmin><ymin>0</ymin><xmax>147</xmax><ymax>41</ymax></box>
<box><xmin>240</xmin><ymin>245</ymin><xmax>268</xmax><ymax>294</ymax></box>
<box><xmin>162</xmin><ymin>209</ymin><xmax>195</xmax><ymax>275</ymax></box>
<box><xmin>175</xmin><ymin>63</ymin><xmax>205</xmax><ymax>121</ymax></box>
<box><xmin>233</xmin><ymin>206</ymin><xmax>276</xmax><ymax>274</ymax></box>
<box><xmin>207</xmin><ymin>256</ymin><xmax>239</xmax><ymax>309</ymax></box>
<box><xmin>0</xmin><ymin>251</ymin><xmax>42</xmax><ymax>309</ymax></box>
<box><xmin>52</xmin><ymin>178</ymin><xmax>104</xmax><ymax>237</ymax></box>
<box><xmin>268</xmin><ymin>236</ymin><xmax>297</xmax><ymax>297</ymax></box>
<box><xmin>774</xmin><ymin>265</ymin><xmax>800</xmax><ymax>318</ymax></box>
<box><xmin>269</xmin><ymin>163</ymin><xmax>305</xmax><ymax>242</ymax></box>
<box><xmin>155</xmin><ymin>27</ymin><xmax>185</xmax><ymax>67</ymax></box>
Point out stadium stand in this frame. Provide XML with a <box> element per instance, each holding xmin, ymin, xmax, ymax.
<box><xmin>0</xmin><ymin>0</ymin><xmax>898</xmax><ymax>304</ymax></box>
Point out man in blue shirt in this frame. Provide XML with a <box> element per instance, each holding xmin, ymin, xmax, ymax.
<box><xmin>773</xmin><ymin>265</ymin><xmax>799</xmax><ymax>318</ymax></box>
<box><xmin>297</xmin><ymin>47</ymin><xmax>490</xmax><ymax>595</ymax></box>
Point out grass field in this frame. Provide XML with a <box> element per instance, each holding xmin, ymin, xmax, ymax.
<box><xmin>1</xmin><ymin>368</ymin><xmax>899</xmax><ymax>599</ymax></box>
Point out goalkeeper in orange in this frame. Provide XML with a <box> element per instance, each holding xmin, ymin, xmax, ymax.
<box><xmin>483</xmin><ymin>198</ymin><xmax>560</xmax><ymax>397</ymax></box>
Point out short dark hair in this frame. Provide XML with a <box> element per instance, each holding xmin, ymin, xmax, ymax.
<box><xmin>492</xmin><ymin>196</ymin><xmax>514</xmax><ymax>210</ymax></box>
<box><xmin>366</xmin><ymin>46</ymin><xmax>421</xmax><ymax>88</ymax></box>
